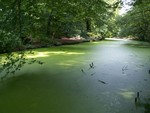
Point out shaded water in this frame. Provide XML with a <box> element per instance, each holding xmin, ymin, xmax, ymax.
<box><xmin>0</xmin><ymin>38</ymin><xmax>150</xmax><ymax>113</ymax></box>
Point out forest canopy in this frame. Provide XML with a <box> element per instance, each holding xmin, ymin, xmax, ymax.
<box><xmin>0</xmin><ymin>0</ymin><xmax>121</xmax><ymax>53</ymax></box>
<box><xmin>0</xmin><ymin>0</ymin><xmax>121</xmax><ymax>77</ymax></box>
<box><xmin>0</xmin><ymin>0</ymin><xmax>150</xmax><ymax>79</ymax></box>
<box><xmin>117</xmin><ymin>0</ymin><xmax>150</xmax><ymax>41</ymax></box>
<box><xmin>0</xmin><ymin>0</ymin><xmax>150</xmax><ymax>54</ymax></box>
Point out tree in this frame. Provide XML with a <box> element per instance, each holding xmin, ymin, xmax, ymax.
<box><xmin>0</xmin><ymin>0</ymin><xmax>46</xmax><ymax>79</ymax></box>
<box><xmin>118</xmin><ymin>0</ymin><xmax>150</xmax><ymax>41</ymax></box>
<box><xmin>0</xmin><ymin>0</ymin><xmax>121</xmax><ymax>79</ymax></box>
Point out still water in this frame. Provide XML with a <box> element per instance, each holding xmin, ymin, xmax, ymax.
<box><xmin>0</xmin><ymin>38</ymin><xmax>150</xmax><ymax>113</ymax></box>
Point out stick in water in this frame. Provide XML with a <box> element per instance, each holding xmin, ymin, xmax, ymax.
<box><xmin>98</xmin><ymin>80</ymin><xmax>107</xmax><ymax>84</ymax></box>
<box><xmin>81</xmin><ymin>69</ymin><xmax>86</xmax><ymax>74</ymax></box>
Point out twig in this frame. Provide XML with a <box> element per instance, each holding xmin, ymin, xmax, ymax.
<box><xmin>98</xmin><ymin>80</ymin><xmax>107</xmax><ymax>84</ymax></box>
<box><xmin>81</xmin><ymin>69</ymin><xmax>86</xmax><ymax>74</ymax></box>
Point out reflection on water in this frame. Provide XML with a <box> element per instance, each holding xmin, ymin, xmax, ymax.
<box><xmin>0</xmin><ymin>39</ymin><xmax>150</xmax><ymax>113</ymax></box>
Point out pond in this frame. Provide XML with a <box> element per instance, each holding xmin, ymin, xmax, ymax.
<box><xmin>0</xmin><ymin>38</ymin><xmax>150</xmax><ymax>113</ymax></box>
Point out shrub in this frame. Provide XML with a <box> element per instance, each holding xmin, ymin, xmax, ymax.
<box><xmin>0</xmin><ymin>31</ymin><xmax>24</xmax><ymax>53</ymax></box>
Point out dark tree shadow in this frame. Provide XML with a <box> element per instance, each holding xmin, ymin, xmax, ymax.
<box><xmin>135</xmin><ymin>98</ymin><xmax>150</xmax><ymax>113</ymax></box>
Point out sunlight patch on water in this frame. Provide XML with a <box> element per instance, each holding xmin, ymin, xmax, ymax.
<box><xmin>56</xmin><ymin>60</ymin><xmax>84</xmax><ymax>68</ymax></box>
<box><xmin>26</xmin><ymin>51</ymin><xmax>85</xmax><ymax>58</ymax></box>
<box><xmin>65</xmin><ymin>52</ymin><xmax>85</xmax><ymax>55</ymax></box>
<box><xmin>118</xmin><ymin>89</ymin><xmax>135</xmax><ymax>99</ymax></box>
<box><xmin>26</xmin><ymin>52</ymin><xmax>50</xmax><ymax>58</ymax></box>
<box><xmin>57</xmin><ymin>63</ymin><xmax>73</xmax><ymax>66</ymax></box>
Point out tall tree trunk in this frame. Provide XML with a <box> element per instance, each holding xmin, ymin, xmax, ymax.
<box><xmin>86</xmin><ymin>18</ymin><xmax>91</xmax><ymax>33</ymax></box>
<box><xmin>18</xmin><ymin>0</ymin><xmax>22</xmax><ymax>37</ymax></box>
<box><xmin>140</xmin><ymin>10</ymin><xmax>147</xmax><ymax>41</ymax></box>
<box><xmin>47</xmin><ymin>14</ymin><xmax>52</xmax><ymax>38</ymax></box>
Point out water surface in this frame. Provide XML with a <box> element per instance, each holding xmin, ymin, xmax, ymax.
<box><xmin>0</xmin><ymin>38</ymin><xmax>150</xmax><ymax>113</ymax></box>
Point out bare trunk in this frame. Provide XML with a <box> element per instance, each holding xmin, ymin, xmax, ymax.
<box><xmin>86</xmin><ymin>18</ymin><xmax>91</xmax><ymax>32</ymax></box>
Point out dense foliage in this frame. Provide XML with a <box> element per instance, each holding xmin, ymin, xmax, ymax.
<box><xmin>0</xmin><ymin>0</ymin><xmax>120</xmax><ymax>52</ymax></box>
<box><xmin>118</xmin><ymin>0</ymin><xmax>150</xmax><ymax>41</ymax></box>
<box><xmin>0</xmin><ymin>0</ymin><xmax>120</xmax><ymax>78</ymax></box>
